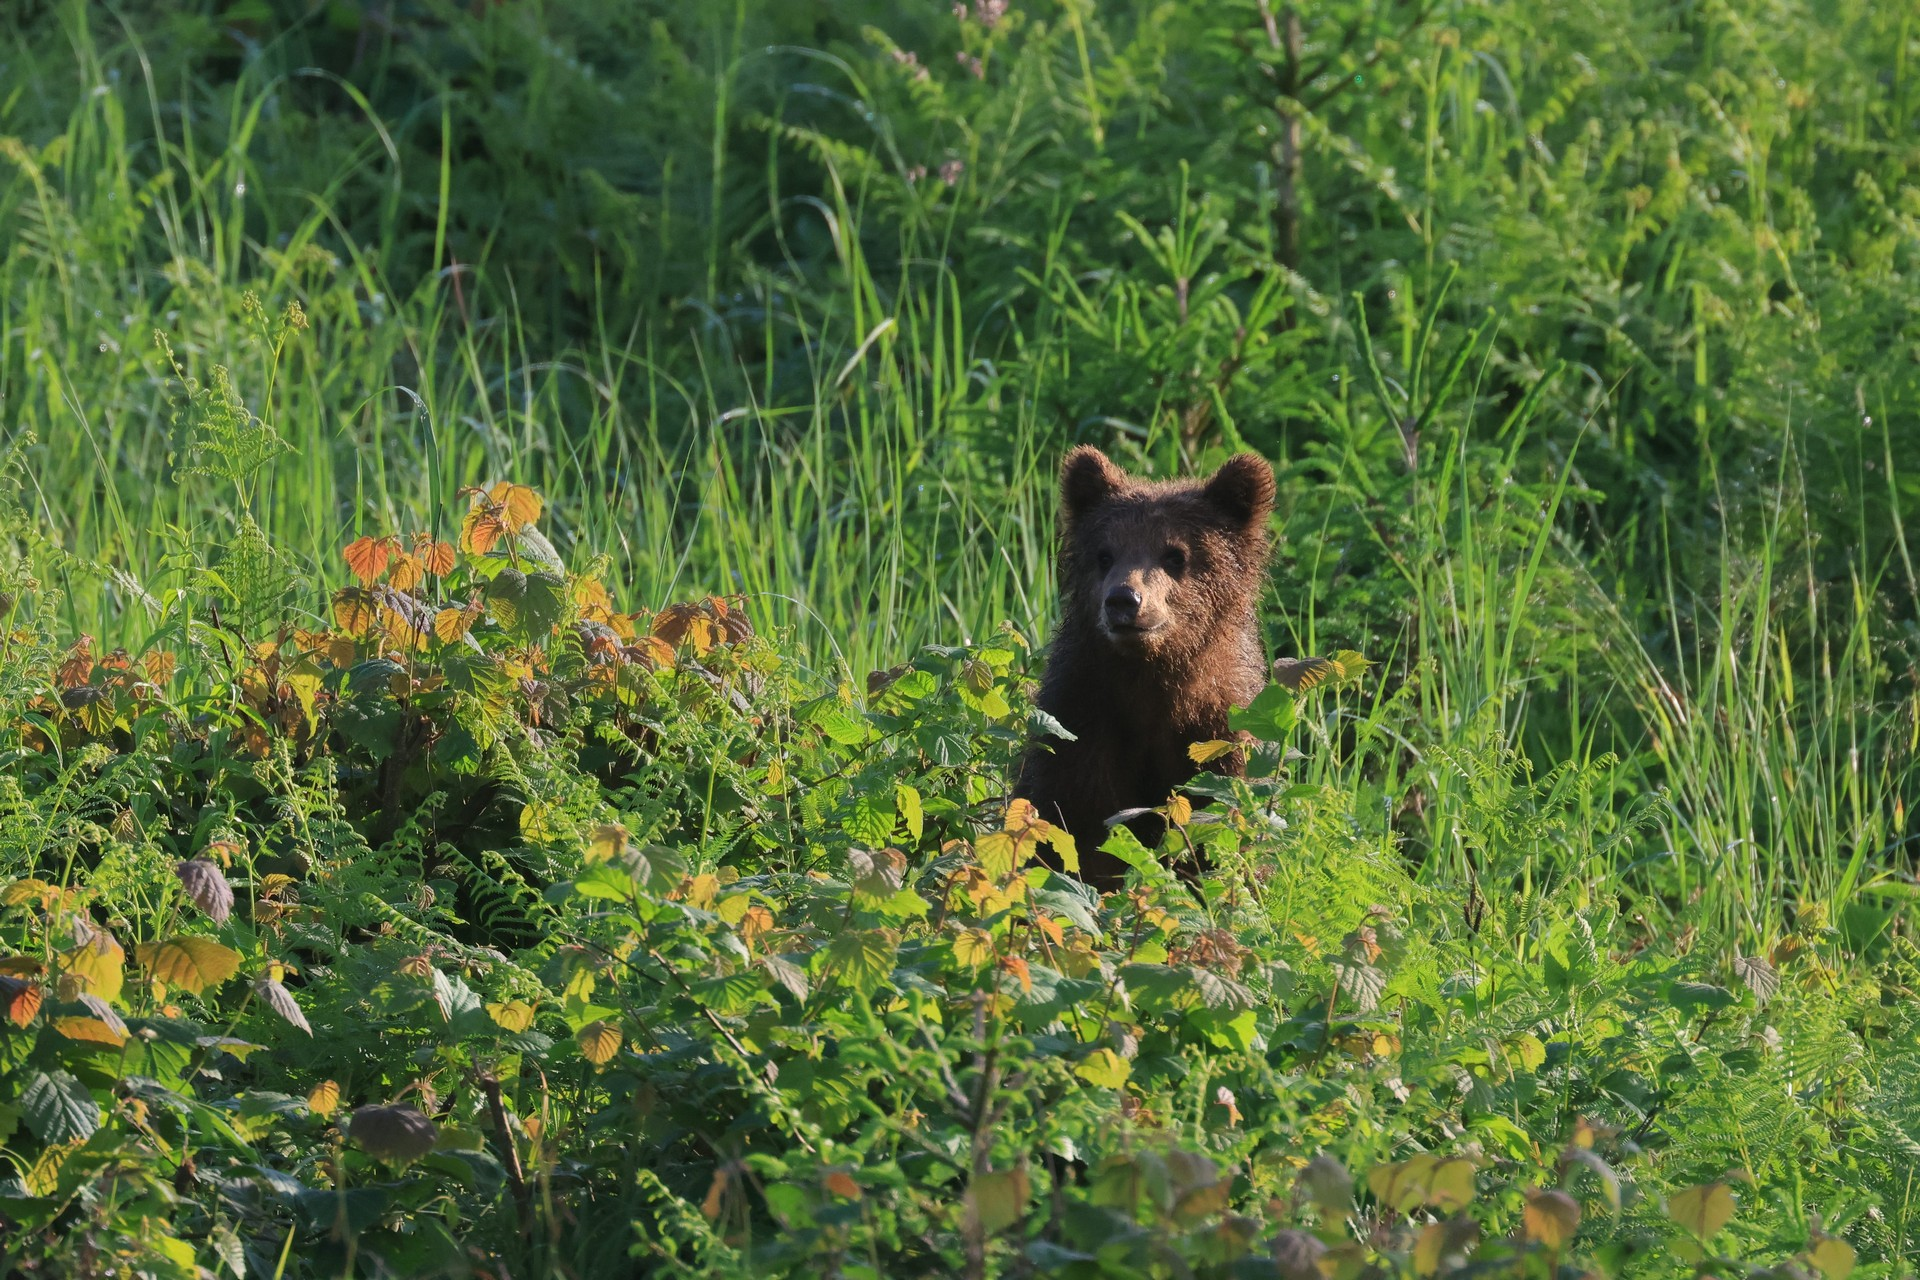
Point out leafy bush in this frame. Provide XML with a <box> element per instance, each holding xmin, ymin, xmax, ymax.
<box><xmin>0</xmin><ymin>482</ymin><xmax>1913</xmax><ymax>1277</ymax></box>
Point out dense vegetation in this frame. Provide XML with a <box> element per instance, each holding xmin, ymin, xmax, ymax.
<box><xmin>0</xmin><ymin>0</ymin><xmax>1916</xmax><ymax>1275</ymax></box>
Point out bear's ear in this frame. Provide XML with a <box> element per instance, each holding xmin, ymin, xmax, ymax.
<box><xmin>1202</xmin><ymin>453</ymin><xmax>1276</xmax><ymax>529</ymax></box>
<box><xmin>1060</xmin><ymin>446</ymin><xmax>1126</xmax><ymax>521</ymax></box>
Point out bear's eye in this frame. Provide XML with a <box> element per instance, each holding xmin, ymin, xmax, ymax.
<box><xmin>1095</xmin><ymin>549</ymin><xmax>1114</xmax><ymax>572</ymax></box>
<box><xmin>1161</xmin><ymin>547</ymin><xmax>1187</xmax><ymax>575</ymax></box>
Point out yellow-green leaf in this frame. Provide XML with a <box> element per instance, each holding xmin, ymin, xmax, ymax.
<box><xmin>1074</xmin><ymin>1048</ymin><xmax>1130</xmax><ymax>1089</ymax></box>
<box><xmin>1668</xmin><ymin>1182</ymin><xmax>1735</xmax><ymax>1240</ymax></box>
<box><xmin>307</xmin><ymin>1080</ymin><xmax>341</xmax><ymax>1117</ymax></box>
<box><xmin>577</xmin><ymin>1020</ymin><xmax>622</xmax><ymax>1065</ymax></box>
<box><xmin>1187</xmin><ymin>739</ymin><xmax>1237</xmax><ymax>764</ymax></box>
<box><xmin>487</xmin><ymin>999</ymin><xmax>537</xmax><ymax>1032</ymax></box>
<box><xmin>896</xmin><ymin>784</ymin><xmax>923</xmax><ymax>841</ymax></box>
<box><xmin>969</xmin><ymin>1167</ymin><xmax>1030</xmax><ymax>1234</ymax></box>
<box><xmin>136</xmin><ymin>937</ymin><xmax>243</xmax><ymax>996</ymax></box>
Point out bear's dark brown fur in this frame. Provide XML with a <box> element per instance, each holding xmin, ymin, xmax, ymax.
<box><xmin>1015</xmin><ymin>446</ymin><xmax>1275</xmax><ymax>885</ymax></box>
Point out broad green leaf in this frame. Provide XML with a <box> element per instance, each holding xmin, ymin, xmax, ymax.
<box><xmin>1228</xmin><ymin>683</ymin><xmax>1297</xmax><ymax>741</ymax></box>
<box><xmin>1732</xmin><ymin>954</ymin><xmax>1779</xmax><ymax>1003</ymax></box>
<box><xmin>824</xmin><ymin>929</ymin><xmax>897</xmax><ymax>996</ymax></box>
<box><xmin>895</xmin><ymin>784</ymin><xmax>924</xmax><ymax>841</ymax></box>
<box><xmin>19</xmin><ymin>1071</ymin><xmax>99</xmax><ymax>1145</ymax></box>
<box><xmin>761</xmin><ymin>954</ymin><xmax>809</xmax><ymax>1002</ymax></box>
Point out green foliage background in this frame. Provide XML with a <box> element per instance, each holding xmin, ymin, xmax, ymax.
<box><xmin>0</xmin><ymin>0</ymin><xmax>1916</xmax><ymax>1275</ymax></box>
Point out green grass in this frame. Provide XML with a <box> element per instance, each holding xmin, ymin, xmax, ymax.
<box><xmin>0</xmin><ymin>0</ymin><xmax>1916</xmax><ymax>1275</ymax></box>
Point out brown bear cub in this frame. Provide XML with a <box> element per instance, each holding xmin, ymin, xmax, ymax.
<box><xmin>1016</xmin><ymin>446</ymin><xmax>1275</xmax><ymax>886</ymax></box>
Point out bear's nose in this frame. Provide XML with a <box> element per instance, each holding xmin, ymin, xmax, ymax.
<box><xmin>1104</xmin><ymin>585</ymin><xmax>1142</xmax><ymax>625</ymax></box>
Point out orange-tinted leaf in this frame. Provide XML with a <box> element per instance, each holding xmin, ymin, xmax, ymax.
<box><xmin>2</xmin><ymin>879</ymin><xmax>51</xmax><ymax>908</ymax></box>
<box><xmin>577</xmin><ymin>1020</ymin><xmax>622</xmax><ymax>1065</ymax></box>
<box><xmin>411</xmin><ymin>534</ymin><xmax>457</xmax><ymax>576</ymax></box>
<box><xmin>55</xmin><ymin>1015</ymin><xmax>126</xmax><ymax>1047</ymax></box>
<box><xmin>332</xmin><ymin>588</ymin><xmax>379</xmax><ymax>636</ymax></box>
<box><xmin>1</xmin><ymin>976</ymin><xmax>43</xmax><ymax>1026</ymax></box>
<box><xmin>141</xmin><ymin>650</ymin><xmax>177</xmax><ymax>687</ymax></box>
<box><xmin>343</xmin><ymin>535</ymin><xmax>398</xmax><ymax>585</ymax></box>
<box><xmin>1523</xmin><ymin>1189</ymin><xmax>1582</xmax><ymax>1249</ymax></box>
<box><xmin>387</xmin><ymin>552</ymin><xmax>426</xmax><ymax>592</ymax></box>
<box><xmin>136</xmin><ymin>937</ymin><xmax>243</xmax><ymax>996</ymax></box>
<box><xmin>701</xmin><ymin>1167</ymin><xmax>730</xmax><ymax>1220</ymax></box>
<box><xmin>574</xmin><ymin>576</ymin><xmax>613</xmax><ymax>612</ymax></box>
<box><xmin>460</xmin><ymin>505</ymin><xmax>505</xmax><ymax>555</ymax></box>
<box><xmin>488</xmin><ymin>483</ymin><xmax>543</xmax><ymax>531</ymax></box>
<box><xmin>740</xmin><ymin>905</ymin><xmax>774</xmax><ymax>945</ymax></box>
<box><xmin>307</xmin><ymin>1079</ymin><xmax>341</xmax><ymax>1117</ymax></box>
<box><xmin>629</xmin><ymin>634</ymin><xmax>676</xmax><ymax>669</ymax></box>
<box><xmin>824</xmin><ymin>1170</ymin><xmax>862</xmax><ymax>1199</ymax></box>
<box><xmin>999</xmin><ymin>954</ymin><xmax>1032</xmax><ymax>992</ymax></box>
<box><xmin>56</xmin><ymin>636</ymin><xmax>95</xmax><ymax>688</ymax></box>
<box><xmin>432</xmin><ymin>603</ymin><xmax>481</xmax><ymax>645</ymax></box>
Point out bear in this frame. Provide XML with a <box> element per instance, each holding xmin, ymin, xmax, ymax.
<box><xmin>1015</xmin><ymin>445</ymin><xmax>1275</xmax><ymax>886</ymax></box>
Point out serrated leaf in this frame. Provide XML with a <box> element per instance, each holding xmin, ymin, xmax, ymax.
<box><xmin>307</xmin><ymin>1080</ymin><xmax>341</xmax><ymax>1117</ymax></box>
<box><xmin>1228</xmin><ymin>682</ymin><xmax>1297</xmax><ymax>741</ymax></box>
<box><xmin>1192</xmin><ymin>967</ymin><xmax>1254</xmax><ymax>1012</ymax></box>
<box><xmin>175</xmin><ymin>859</ymin><xmax>234</xmax><ymax>924</ymax></box>
<box><xmin>254</xmin><ymin>977</ymin><xmax>312</xmax><ymax>1034</ymax></box>
<box><xmin>1187</xmin><ymin>738</ymin><xmax>1238</xmax><ymax>764</ymax></box>
<box><xmin>342</xmin><ymin>535</ymin><xmax>395</xmax><ymax>585</ymax></box>
<box><xmin>1732</xmin><ymin>954</ymin><xmax>1779</xmax><ymax>1003</ymax></box>
<box><xmin>761</xmin><ymin>954</ymin><xmax>809</xmax><ymax>1001</ymax></box>
<box><xmin>487</xmin><ymin>999</ymin><xmax>537</xmax><ymax>1032</ymax></box>
<box><xmin>1</xmin><ymin>976</ymin><xmax>42</xmax><ymax>1026</ymax></box>
<box><xmin>825</xmin><ymin>928</ymin><xmax>897</xmax><ymax>996</ymax></box>
<box><xmin>1328</xmin><ymin>650</ymin><xmax>1373</xmax><ymax>683</ymax></box>
<box><xmin>54</xmin><ymin>1016</ymin><xmax>127</xmax><ymax>1046</ymax></box>
<box><xmin>19</xmin><ymin>1071</ymin><xmax>99</xmax><ymax>1144</ymax></box>
<box><xmin>1270</xmin><ymin>655</ymin><xmax>1336</xmax><ymax>693</ymax></box>
<box><xmin>953</xmin><ymin>929</ymin><xmax>995</xmax><ymax>969</ymax></box>
<box><xmin>64</xmin><ymin>936</ymin><xmax>125</xmax><ymax>1002</ymax></box>
<box><xmin>577</xmin><ymin>1020</ymin><xmax>622</xmax><ymax>1065</ymax></box>
<box><xmin>489</xmin><ymin>482</ymin><xmax>543</xmax><ymax>531</ymax></box>
<box><xmin>1668</xmin><ymin>1182</ymin><xmax>1735</xmax><ymax>1239</ymax></box>
<box><xmin>138</xmin><ymin>937</ymin><xmax>244</xmax><ymax>996</ymax></box>
<box><xmin>1331</xmin><ymin>959</ymin><xmax>1387</xmax><ymax>1012</ymax></box>
<box><xmin>896</xmin><ymin>784</ymin><xmax>923</xmax><ymax>841</ymax></box>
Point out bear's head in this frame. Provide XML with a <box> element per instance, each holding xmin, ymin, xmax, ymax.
<box><xmin>1056</xmin><ymin>446</ymin><xmax>1275</xmax><ymax>661</ymax></box>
